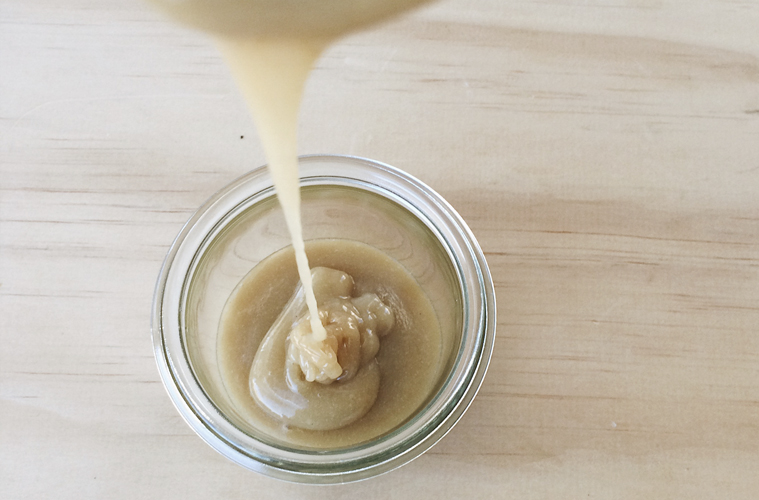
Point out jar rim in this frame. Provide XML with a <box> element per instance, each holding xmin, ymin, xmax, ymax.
<box><xmin>152</xmin><ymin>154</ymin><xmax>496</xmax><ymax>483</ymax></box>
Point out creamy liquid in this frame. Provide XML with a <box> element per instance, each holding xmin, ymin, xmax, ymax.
<box><xmin>217</xmin><ymin>37</ymin><xmax>329</xmax><ymax>339</ymax></box>
<box><xmin>218</xmin><ymin>239</ymin><xmax>442</xmax><ymax>448</ymax></box>
<box><xmin>148</xmin><ymin>0</ymin><xmax>432</xmax><ymax>38</ymax></box>
<box><xmin>149</xmin><ymin>0</ymin><xmax>438</xmax><ymax>445</ymax></box>
<box><xmin>150</xmin><ymin>0</ymin><xmax>432</xmax><ymax>342</ymax></box>
<box><xmin>250</xmin><ymin>265</ymin><xmax>395</xmax><ymax>431</ymax></box>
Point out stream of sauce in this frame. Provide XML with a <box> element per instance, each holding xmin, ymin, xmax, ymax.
<box><xmin>216</xmin><ymin>37</ymin><xmax>329</xmax><ymax>340</ymax></box>
<box><xmin>150</xmin><ymin>1</ymin><xmax>433</xmax><ymax>342</ymax></box>
<box><xmin>150</xmin><ymin>0</ymin><xmax>437</xmax><ymax>438</ymax></box>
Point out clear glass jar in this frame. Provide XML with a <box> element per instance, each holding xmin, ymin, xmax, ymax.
<box><xmin>152</xmin><ymin>155</ymin><xmax>496</xmax><ymax>483</ymax></box>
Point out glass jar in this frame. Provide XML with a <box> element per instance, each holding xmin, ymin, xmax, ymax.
<box><xmin>152</xmin><ymin>155</ymin><xmax>496</xmax><ymax>483</ymax></box>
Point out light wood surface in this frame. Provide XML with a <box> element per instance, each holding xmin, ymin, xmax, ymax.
<box><xmin>2</xmin><ymin>0</ymin><xmax>759</xmax><ymax>497</ymax></box>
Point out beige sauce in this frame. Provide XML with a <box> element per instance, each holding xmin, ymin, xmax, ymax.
<box><xmin>218</xmin><ymin>240</ymin><xmax>442</xmax><ymax>447</ymax></box>
<box><xmin>149</xmin><ymin>0</ymin><xmax>432</xmax><ymax>342</ymax></box>
<box><xmin>149</xmin><ymin>0</ymin><xmax>439</xmax><ymax>445</ymax></box>
<box><xmin>250</xmin><ymin>265</ymin><xmax>395</xmax><ymax>431</ymax></box>
<box><xmin>148</xmin><ymin>0</ymin><xmax>432</xmax><ymax>39</ymax></box>
<box><xmin>216</xmin><ymin>37</ymin><xmax>329</xmax><ymax>340</ymax></box>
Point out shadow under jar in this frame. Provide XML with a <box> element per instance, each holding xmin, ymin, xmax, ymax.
<box><xmin>152</xmin><ymin>155</ymin><xmax>496</xmax><ymax>483</ymax></box>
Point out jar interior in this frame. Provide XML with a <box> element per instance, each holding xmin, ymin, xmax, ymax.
<box><xmin>182</xmin><ymin>183</ymin><xmax>464</xmax><ymax>449</ymax></box>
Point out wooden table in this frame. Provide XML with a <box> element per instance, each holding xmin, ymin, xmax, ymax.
<box><xmin>3</xmin><ymin>0</ymin><xmax>758</xmax><ymax>497</ymax></box>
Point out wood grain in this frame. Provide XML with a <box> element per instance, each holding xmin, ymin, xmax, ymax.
<box><xmin>2</xmin><ymin>0</ymin><xmax>758</xmax><ymax>497</ymax></box>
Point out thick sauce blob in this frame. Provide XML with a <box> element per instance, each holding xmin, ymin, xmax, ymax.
<box><xmin>218</xmin><ymin>240</ymin><xmax>442</xmax><ymax>447</ymax></box>
<box><xmin>250</xmin><ymin>266</ymin><xmax>395</xmax><ymax>431</ymax></box>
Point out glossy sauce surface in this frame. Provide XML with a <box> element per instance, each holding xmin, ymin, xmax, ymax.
<box><xmin>218</xmin><ymin>239</ymin><xmax>442</xmax><ymax>448</ymax></box>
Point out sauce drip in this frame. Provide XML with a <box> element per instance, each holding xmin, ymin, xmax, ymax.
<box><xmin>216</xmin><ymin>37</ymin><xmax>330</xmax><ymax>340</ymax></box>
<box><xmin>149</xmin><ymin>0</ymin><xmax>433</xmax><ymax>342</ymax></box>
<box><xmin>149</xmin><ymin>0</ymin><xmax>438</xmax><ymax>435</ymax></box>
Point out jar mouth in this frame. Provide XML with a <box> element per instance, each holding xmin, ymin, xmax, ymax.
<box><xmin>152</xmin><ymin>154</ymin><xmax>496</xmax><ymax>483</ymax></box>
